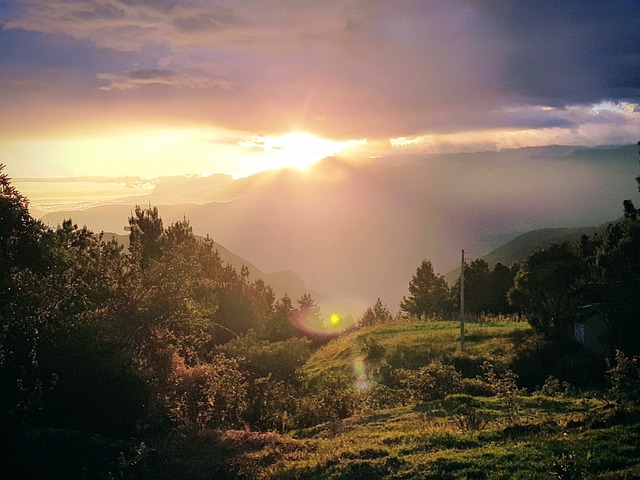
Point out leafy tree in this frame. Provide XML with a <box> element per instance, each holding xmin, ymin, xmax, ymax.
<box><xmin>128</xmin><ymin>205</ymin><xmax>163</xmax><ymax>269</ymax></box>
<box><xmin>400</xmin><ymin>260</ymin><xmax>451</xmax><ymax>318</ymax></box>
<box><xmin>262</xmin><ymin>294</ymin><xmax>298</xmax><ymax>341</ymax></box>
<box><xmin>1</xmin><ymin>214</ymin><xmax>149</xmax><ymax>435</ymax></box>
<box><xmin>451</xmin><ymin>260</ymin><xmax>516</xmax><ymax>315</ymax></box>
<box><xmin>294</xmin><ymin>293</ymin><xmax>324</xmax><ymax>336</ymax></box>
<box><xmin>360</xmin><ymin>298</ymin><xmax>393</xmax><ymax>327</ymax></box>
<box><xmin>595</xmin><ymin>216</ymin><xmax>640</xmax><ymax>288</ymax></box>
<box><xmin>488</xmin><ymin>263</ymin><xmax>518</xmax><ymax>313</ymax></box>
<box><xmin>509</xmin><ymin>242</ymin><xmax>585</xmax><ymax>337</ymax></box>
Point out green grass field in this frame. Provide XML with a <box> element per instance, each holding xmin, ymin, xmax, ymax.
<box><xmin>304</xmin><ymin>320</ymin><xmax>531</xmax><ymax>380</ymax></box>
<box><xmin>227</xmin><ymin>398</ymin><xmax>640</xmax><ymax>479</ymax></box>
<box><xmin>140</xmin><ymin>320</ymin><xmax>640</xmax><ymax>479</ymax></box>
<box><xmin>221</xmin><ymin>320</ymin><xmax>640</xmax><ymax>479</ymax></box>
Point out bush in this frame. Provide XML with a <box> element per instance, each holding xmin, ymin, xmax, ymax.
<box><xmin>536</xmin><ymin>376</ymin><xmax>573</xmax><ymax>398</ymax></box>
<box><xmin>244</xmin><ymin>376</ymin><xmax>297</xmax><ymax>432</ymax></box>
<box><xmin>218</xmin><ymin>334</ymin><xmax>312</xmax><ymax>383</ymax></box>
<box><xmin>551</xmin><ymin>451</ymin><xmax>591</xmax><ymax>480</ymax></box>
<box><xmin>359</xmin><ymin>384</ymin><xmax>407</xmax><ymax>412</ymax></box>
<box><xmin>460</xmin><ymin>377</ymin><xmax>494</xmax><ymax>397</ymax></box>
<box><xmin>386</xmin><ymin>344</ymin><xmax>434</xmax><ymax>370</ymax></box>
<box><xmin>359</xmin><ymin>337</ymin><xmax>386</xmax><ymax>361</ymax></box>
<box><xmin>398</xmin><ymin>361</ymin><xmax>463</xmax><ymax>402</ymax></box>
<box><xmin>294</xmin><ymin>372</ymin><xmax>360</xmax><ymax>427</ymax></box>
<box><xmin>443</xmin><ymin>395</ymin><xmax>490</xmax><ymax>432</ymax></box>
<box><xmin>167</xmin><ymin>354</ymin><xmax>248</xmax><ymax>430</ymax></box>
<box><xmin>510</xmin><ymin>333</ymin><xmax>604</xmax><ymax>390</ymax></box>
<box><xmin>606</xmin><ymin>350</ymin><xmax>640</xmax><ymax>414</ymax></box>
<box><xmin>482</xmin><ymin>362</ymin><xmax>523</xmax><ymax>425</ymax></box>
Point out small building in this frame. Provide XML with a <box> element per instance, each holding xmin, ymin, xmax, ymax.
<box><xmin>557</xmin><ymin>284</ymin><xmax>640</xmax><ymax>356</ymax></box>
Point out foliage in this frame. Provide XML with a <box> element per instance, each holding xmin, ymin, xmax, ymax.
<box><xmin>451</xmin><ymin>260</ymin><xmax>517</xmax><ymax>315</ymax></box>
<box><xmin>509</xmin><ymin>242</ymin><xmax>585</xmax><ymax>337</ymax></box>
<box><xmin>218</xmin><ymin>333</ymin><xmax>313</xmax><ymax>383</ymax></box>
<box><xmin>400</xmin><ymin>260</ymin><xmax>452</xmax><ymax>318</ymax></box>
<box><xmin>0</xmin><ymin>170</ymin><xmax>325</xmax><ymax>438</ymax></box>
<box><xmin>444</xmin><ymin>394</ymin><xmax>491</xmax><ymax>432</ymax></box>
<box><xmin>398</xmin><ymin>361</ymin><xmax>464</xmax><ymax>402</ymax></box>
<box><xmin>6</xmin><ymin>160</ymin><xmax>640</xmax><ymax>477</ymax></box>
<box><xmin>359</xmin><ymin>336</ymin><xmax>386</xmax><ymax>361</ymax></box>
<box><xmin>294</xmin><ymin>372</ymin><xmax>360</xmax><ymax>428</ymax></box>
<box><xmin>359</xmin><ymin>298</ymin><xmax>393</xmax><ymax>327</ymax></box>
<box><xmin>537</xmin><ymin>376</ymin><xmax>574</xmax><ymax>398</ymax></box>
<box><xmin>551</xmin><ymin>451</ymin><xmax>591</xmax><ymax>480</ymax></box>
<box><xmin>358</xmin><ymin>384</ymin><xmax>407</xmax><ymax>412</ymax></box>
<box><xmin>605</xmin><ymin>350</ymin><xmax>640</xmax><ymax>414</ymax></box>
<box><xmin>482</xmin><ymin>362</ymin><xmax>524</xmax><ymax>425</ymax></box>
<box><xmin>167</xmin><ymin>354</ymin><xmax>249</xmax><ymax>430</ymax></box>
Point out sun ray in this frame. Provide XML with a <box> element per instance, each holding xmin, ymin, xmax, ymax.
<box><xmin>239</xmin><ymin>131</ymin><xmax>366</xmax><ymax>172</ymax></box>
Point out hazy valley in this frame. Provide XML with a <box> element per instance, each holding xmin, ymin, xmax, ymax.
<box><xmin>40</xmin><ymin>144</ymin><xmax>639</xmax><ymax>315</ymax></box>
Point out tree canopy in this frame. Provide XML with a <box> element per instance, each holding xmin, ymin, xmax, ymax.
<box><xmin>400</xmin><ymin>260</ymin><xmax>450</xmax><ymax>318</ymax></box>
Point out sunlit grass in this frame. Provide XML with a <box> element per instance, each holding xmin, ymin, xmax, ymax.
<box><xmin>223</xmin><ymin>321</ymin><xmax>640</xmax><ymax>479</ymax></box>
<box><xmin>303</xmin><ymin>320</ymin><xmax>533</xmax><ymax>381</ymax></box>
<box><xmin>230</xmin><ymin>395</ymin><xmax>640</xmax><ymax>479</ymax></box>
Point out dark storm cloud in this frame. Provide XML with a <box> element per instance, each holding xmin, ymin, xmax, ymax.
<box><xmin>0</xmin><ymin>0</ymin><xmax>639</xmax><ymax>142</ymax></box>
<box><xmin>476</xmin><ymin>0</ymin><xmax>640</xmax><ymax>105</ymax></box>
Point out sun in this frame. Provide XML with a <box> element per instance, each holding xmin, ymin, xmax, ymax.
<box><xmin>239</xmin><ymin>131</ymin><xmax>366</xmax><ymax>173</ymax></box>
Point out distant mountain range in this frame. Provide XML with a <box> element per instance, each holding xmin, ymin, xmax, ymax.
<box><xmin>443</xmin><ymin>225</ymin><xmax>608</xmax><ymax>284</ymax></box>
<box><xmin>41</xmin><ymin>144</ymin><xmax>639</xmax><ymax>314</ymax></box>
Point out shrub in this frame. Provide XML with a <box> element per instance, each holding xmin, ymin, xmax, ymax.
<box><xmin>551</xmin><ymin>451</ymin><xmax>591</xmax><ymax>480</ymax></box>
<box><xmin>537</xmin><ymin>376</ymin><xmax>573</xmax><ymax>398</ymax></box>
<box><xmin>444</xmin><ymin>395</ymin><xmax>490</xmax><ymax>432</ymax></box>
<box><xmin>244</xmin><ymin>376</ymin><xmax>296</xmax><ymax>432</ymax></box>
<box><xmin>605</xmin><ymin>350</ymin><xmax>640</xmax><ymax>414</ymax></box>
<box><xmin>460</xmin><ymin>377</ymin><xmax>494</xmax><ymax>397</ymax></box>
<box><xmin>359</xmin><ymin>384</ymin><xmax>407</xmax><ymax>412</ymax></box>
<box><xmin>482</xmin><ymin>362</ymin><xmax>524</xmax><ymax>425</ymax></box>
<box><xmin>294</xmin><ymin>372</ymin><xmax>360</xmax><ymax>428</ymax></box>
<box><xmin>386</xmin><ymin>344</ymin><xmax>434</xmax><ymax>370</ymax></box>
<box><xmin>398</xmin><ymin>361</ymin><xmax>463</xmax><ymax>402</ymax></box>
<box><xmin>218</xmin><ymin>334</ymin><xmax>313</xmax><ymax>383</ymax></box>
<box><xmin>167</xmin><ymin>354</ymin><xmax>248</xmax><ymax>430</ymax></box>
<box><xmin>359</xmin><ymin>337</ymin><xmax>386</xmax><ymax>361</ymax></box>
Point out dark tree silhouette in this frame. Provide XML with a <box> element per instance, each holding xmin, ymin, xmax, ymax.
<box><xmin>400</xmin><ymin>260</ymin><xmax>451</xmax><ymax>318</ymax></box>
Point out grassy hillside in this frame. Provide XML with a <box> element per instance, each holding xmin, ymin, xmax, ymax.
<box><xmin>24</xmin><ymin>320</ymin><xmax>638</xmax><ymax>479</ymax></box>
<box><xmin>304</xmin><ymin>320</ymin><xmax>532</xmax><ymax>380</ymax></box>
<box><xmin>180</xmin><ymin>321</ymin><xmax>640</xmax><ymax>480</ymax></box>
<box><xmin>227</xmin><ymin>396</ymin><xmax>640</xmax><ymax>479</ymax></box>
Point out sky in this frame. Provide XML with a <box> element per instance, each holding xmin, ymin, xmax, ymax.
<box><xmin>1</xmin><ymin>0</ymin><xmax>640</xmax><ymax>209</ymax></box>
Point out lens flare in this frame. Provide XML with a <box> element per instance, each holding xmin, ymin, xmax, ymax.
<box><xmin>353</xmin><ymin>357</ymin><xmax>371</xmax><ymax>391</ymax></box>
<box><xmin>290</xmin><ymin>310</ymin><xmax>354</xmax><ymax>337</ymax></box>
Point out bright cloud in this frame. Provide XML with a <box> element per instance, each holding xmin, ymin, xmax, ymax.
<box><xmin>1</xmin><ymin>1</ymin><xmax>640</xmax><ymax>179</ymax></box>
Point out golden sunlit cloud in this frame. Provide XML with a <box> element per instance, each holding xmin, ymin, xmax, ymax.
<box><xmin>238</xmin><ymin>132</ymin><xmax>367</xmax><ymax>172</ymax></box>
<box><xmin>389</xmin><ymin>102</ymin><xmax>640</xmax><ymax>154</ymax></box>
<box><xmin>1</xmin><ymin>127</ymin><xmax>369</xmax><ymax>182</ymax></box>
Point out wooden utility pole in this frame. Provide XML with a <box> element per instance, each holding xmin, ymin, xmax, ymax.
<box><xmin>460</xmin><ymin>249</ymin><xmax>465</xmax><ymax>351</ymax></box>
